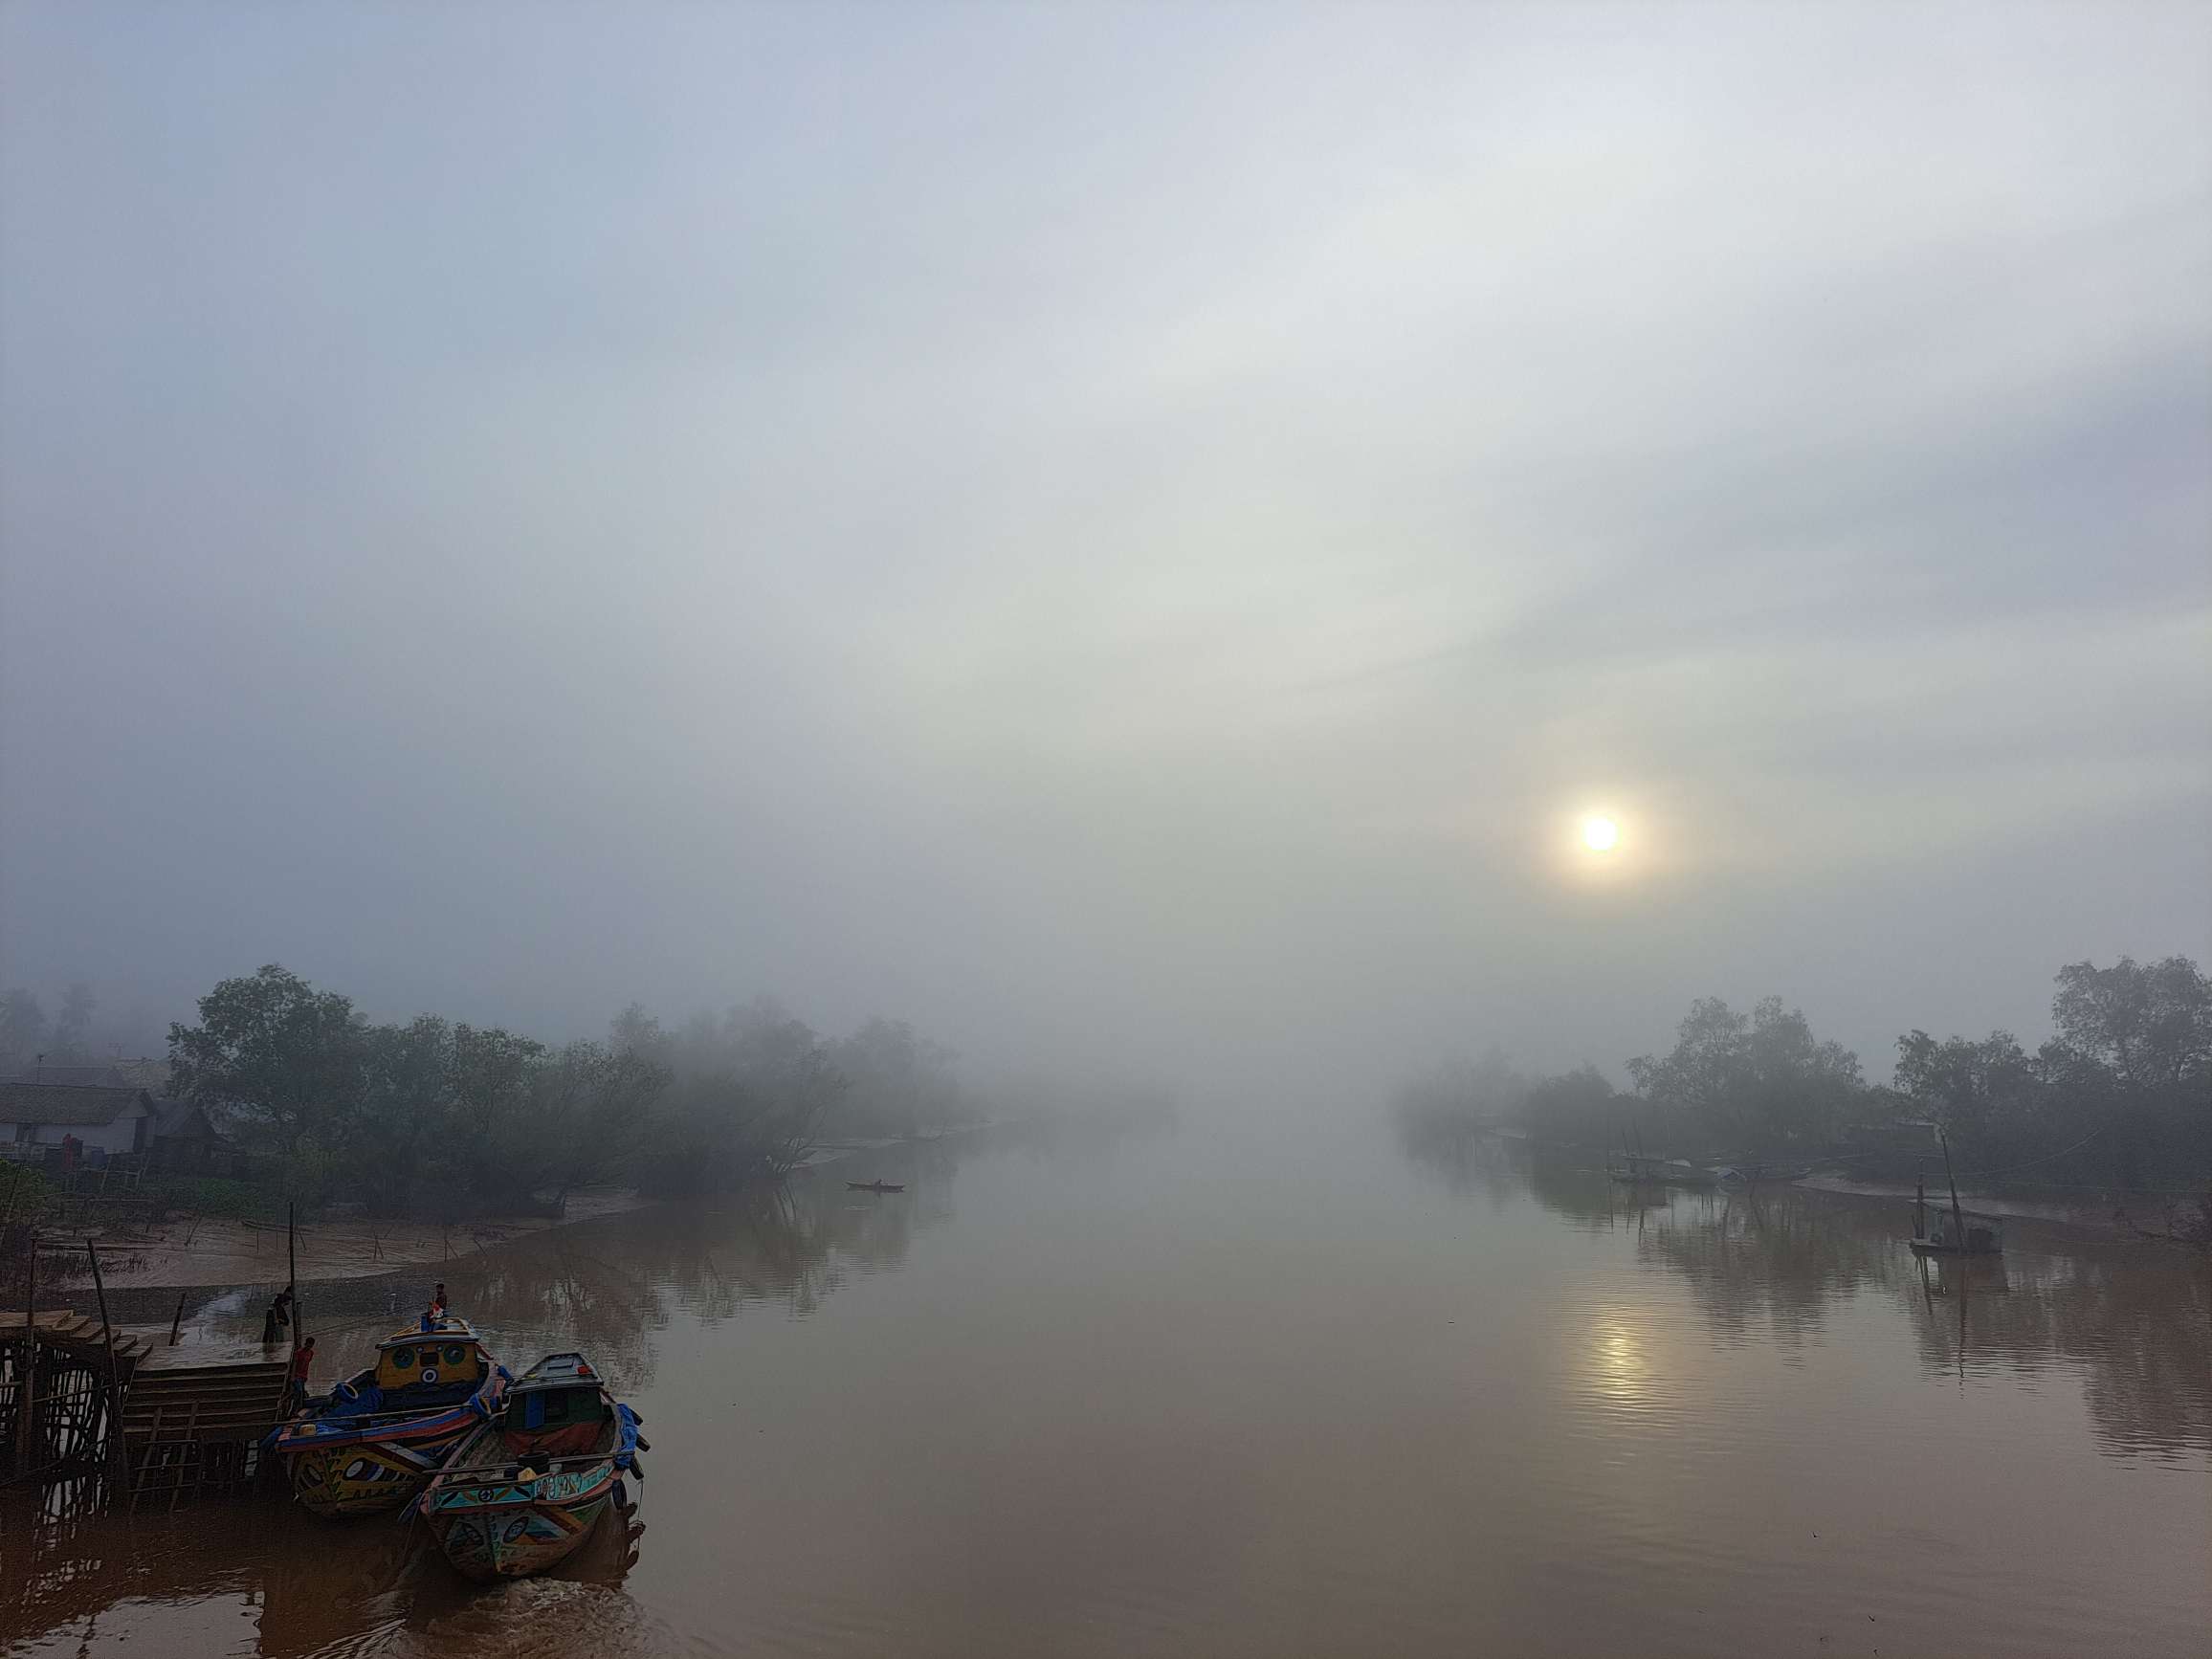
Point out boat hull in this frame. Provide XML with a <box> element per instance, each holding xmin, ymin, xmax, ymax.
<box><xmin>276</xmin><ymin>1363</ymin><xmax>505</xmax><ymax>1518</ymax></box>
<box><xmin>426</xmin><ymin>1473</ymin><xmax>619</xmax><ymax>1580</ymax></box>
<box><xmin>420</xmin><ymin>1373</ymin><xmax>643</xmax><ymax>1582</ymax></box>
<box><xmin>283</xmin><ymin>1412</ymin><xmax>486</xmax><ymax>1516</ymax></box>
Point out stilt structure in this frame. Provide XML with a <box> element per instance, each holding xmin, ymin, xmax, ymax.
<box><xmin>1</xmin><ymin>1311</ymin><xmax>287</xmax><ymax>1502</ymax></box>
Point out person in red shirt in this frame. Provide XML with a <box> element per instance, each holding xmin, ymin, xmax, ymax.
<box><xmin>286</xmin><ymin>1337</ymin><xmax>317</xmax><ymax>1411</ymax></box>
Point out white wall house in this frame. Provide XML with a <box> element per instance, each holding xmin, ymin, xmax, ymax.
<box><xmin>0</xmin><ymin>1083</ymin><xmax>154</xmax><ymax>1159</ymax></box>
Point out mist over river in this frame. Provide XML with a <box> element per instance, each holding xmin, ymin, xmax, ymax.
<box><xmin>4</xmin><ymin>1118</ymin><xmax>2206</xmax><ymax>1659</ymax></box>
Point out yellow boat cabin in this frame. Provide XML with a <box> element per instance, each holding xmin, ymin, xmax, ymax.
<box><xmin>372</xmin><ymin>1316</ymin><xmax>494</xmax><ymax>1393</ymax></box>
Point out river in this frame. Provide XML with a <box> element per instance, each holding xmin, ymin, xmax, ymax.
<box><xmin>3</xmin><ymin>1117</ymin><xmax>2207</xmax><ymax>1658</ymax></box>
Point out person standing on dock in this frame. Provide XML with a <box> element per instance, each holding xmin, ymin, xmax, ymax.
<box><xmin>286</xmin><ymin>1336</ymin><xmax>317</xmax><ymax>1411</ymax></box>
<box><xmin>261</xmin><ymin>1287</ymin><xmax>294</xmax><ymax>1345</ymax></box>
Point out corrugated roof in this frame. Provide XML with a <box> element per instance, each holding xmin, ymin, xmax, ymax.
<box><xmin>0</xmin><ymin>1060</ymin><xmax>174</xmax><ymax>1092</ymax></box>
<box><xmin>0</xmin><ymin>1064</ymin><xmax>130</xmax><ymax>1088</ymax></box>
<box><xmin>0</xmin><ymin>1083</ymin><xmax>151</xmax><ymax>1126</ymax></box>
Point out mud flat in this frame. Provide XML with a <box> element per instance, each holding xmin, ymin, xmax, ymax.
<box><xmin>63</xmin><ymin>1187</ymin><xmax>653</xmax><ymax>1293</ymax></box>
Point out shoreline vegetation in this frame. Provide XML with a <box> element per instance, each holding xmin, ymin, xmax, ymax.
<box><xmin>1392</xmin><ymin>955</ymin><xmax>2212</xmax><ymax>1246</ymax></box>
<box><xmin>152</xmin><ymin>964</ymin><xmax>987</xmax><ymax>1214</ymax></box>
<box><xmin>4</xmin><ymin>962</ymin><xmax>1178</xmax><ymax>1309</ymax></box>
<box><xmin>3</xmin><ymin>962</ymin><xmax>1147</xmax><ymax>1304</ymax></box>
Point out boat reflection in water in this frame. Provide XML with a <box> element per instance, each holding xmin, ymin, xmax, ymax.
<box><xmin>0</xmin><ymin>1150</ymin><xmax>942</xmax><ymax>1657</ymax></box>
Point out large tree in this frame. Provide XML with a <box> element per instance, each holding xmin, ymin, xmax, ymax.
<box><xmin>1628</xmin><ymin>995</ymin><xmax>1862</xmax><ymax>1148</ymax></box>
<box><xmin>1892</xmin><ymin>1029</ymin><xmax>2044</xmax><ymax>1160</ymax></box>
<box><xmin>2045</xmin><ymin>957</ymin><xmax>2211</xmax><ymax>1187</ymax></box>
<box><xmin>445</xmin><ymin>1024</ymin><xmax>546</xmax><ymax>1203</ymax></box>
<box><xmin>2050</xmin><ymin>957</ymin><xmax>2211</xmax><ymax>1094</ymax></box>
<box><xmin>350</xmin><ymin>1015</ymin><xmax>461</xmax><ymax>1212</ymax></box>
<box><xmin>168</xmin><ymin>965</ymin><xmax>368</xmax><ymax>1154</ymax></box>
<box><xmin>531</xmin><ymin>1040</ymin><xmax>672</xmax><ymax>1204</ymax></box>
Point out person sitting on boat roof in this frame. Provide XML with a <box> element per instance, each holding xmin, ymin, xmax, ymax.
<box><xmin>418</xmin><ymin>1303</ymin><xmax>442</xmax><ymax>1333</ymax></box>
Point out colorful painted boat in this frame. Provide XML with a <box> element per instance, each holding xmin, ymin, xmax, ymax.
<box><xmin>418</xmin><ymin>1351</ymin><xmax>645</xmax><ymax>1582</ymax></box>
<box><xmin>271</xmin><ymin>1316</ymin><xmax>508</xmax><ymax>1517</ymax></box>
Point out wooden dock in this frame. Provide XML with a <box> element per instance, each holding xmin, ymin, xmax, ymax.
<box><xmin>2</xmin><ymin>1312</ymin><xmax>290</xmax><ymax>1503</ymax></box>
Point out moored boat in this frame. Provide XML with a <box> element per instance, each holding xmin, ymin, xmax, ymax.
<box><xmin>846</xmin><ymin>1179</ymin><xmax>906</xmax><ymax>1192</ymax></box>
<box><xmin>1909</xmin><ymin>1180</ymin><xmax>2004</xmax><ymax>1256</ymax></box>
<box><xmin>1908</xmin><ymin>1210</ymin><xmax>2004</xmax><ymax>1256</ymax></box>
<box><xmin>1906</xmin><ymin>1134</ymin><xmax>2003</xmax><ymax>1256</ymax></box>
<box><xmin>419</xmin><ymin>1351</ymin><xmax>644</xmax><ymax>1582</ymax></box>
<box><xmin>1714</xmin><ymin>1162</ymin><xmax>1813</xmax><ymax>1185</ymax></box>
<box><xmin>271</xmin><ymin>1316</ymin><xmax>507</xmax><ymax>1517</ymax></box>
<box><xmin>1607</xmin><ymin>1155</ymin><xmax>1720</xmax><ymax>1187</ymax></box>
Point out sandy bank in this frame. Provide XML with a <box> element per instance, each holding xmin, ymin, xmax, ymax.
<box><xmin>63</xmin><ymin>1187</ymin><xmax>653</xmax><ymax>1292</ymax></box>
<box><xmin>1794</xmin><ymin>1174</ymin><xmax>2202</xmax><ymax>1241</ymax></box>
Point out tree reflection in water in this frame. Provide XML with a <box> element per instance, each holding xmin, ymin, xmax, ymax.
<box><xmin>1402</xmin><ymin>1130</ymin><xmax>2211</xmax><ymax>1462</ymax></box>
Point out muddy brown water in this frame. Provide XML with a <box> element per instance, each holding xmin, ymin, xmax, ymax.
<box><xmin>3</xmin><ymin>1120</ymin><xmax>2207</xmax><ymax>1658</ymax></box>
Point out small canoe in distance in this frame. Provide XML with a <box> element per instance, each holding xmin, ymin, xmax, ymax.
<box><xmin>846</xmin><ymin>1179</ymin><xmax>907</xmax><ymax>1193</ymax></box>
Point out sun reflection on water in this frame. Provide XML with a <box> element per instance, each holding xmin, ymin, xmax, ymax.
<box><xmin>1586</xmin><ymin>1312</ymin><xmax>1655</xmax><ymax>1414</ymax></box>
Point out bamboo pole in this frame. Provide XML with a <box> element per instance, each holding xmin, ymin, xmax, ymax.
<box><xmin>13</xmin><ymin>1227</ymin><xmax>36</xmax><ymax>1471</ymax></box>
<box><xmin>287</xmin><ymin>1199</ymin><xmax>301</xmax><ymax>1349</ymax></box>
<box><xmin>83</xmin><ymin>1239</ymin><xmax>130</xmax><ymax>1487</ymax></box>
<box><xmin>167</xmin><ymin>1291</ymin><xmax>187</xmax><ymax>1346</ymax></box>
<box><xmin>1937</xmin><ymin>1129</ymin><xmax>1968</xmax><ymax>1250</ymax></box>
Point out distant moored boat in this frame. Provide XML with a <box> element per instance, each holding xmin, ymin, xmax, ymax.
<box><xmin>1607</xmin><ymin>1155</ymin><xmax>1719</xmax><ymax>1187</ymax></box>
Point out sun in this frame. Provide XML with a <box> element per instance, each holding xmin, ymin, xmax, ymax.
<box><xmin>1582</xmin><ymin>815</ymin><xmax>1620</xmax><ymax>852</ymax></box>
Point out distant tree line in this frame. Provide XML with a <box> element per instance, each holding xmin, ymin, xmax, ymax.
<box><xmin>1391</xmin><ymin>957</ymin><xmax>2212</xmax><ymax>1193</ymax></box>
<box><xmin>0</xmin><ymin>982</ymin><xmax>104</xmax><ymax>1072</ymax></box>
<box><xmin>159</xmin><ymin>964</ymin><xmax>984</xmax><ymax>1216</ymax></box>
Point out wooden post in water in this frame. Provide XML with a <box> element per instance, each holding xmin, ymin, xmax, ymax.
<box><xmin>287</xmin><ymin>1199</ymin><xmax>301</xmax><ymax>1349</ymax></box>
<box><xmin>1914</xmin><ymin>1177</ymin><xmax>1927</xmax><ymax>1243</ymax></box>
<box><xmin>83</xmin><ymin>1239</ymin><xmax>130</xmax><ymax>1487</ymax></box>
<box><xmin>14</xmin><ymin>1227</ymin><xmax>37</xmax><ymax>1471</ymax></box>
<box><xmin>168</xmin><ymin>1290</ymin><xmax>188</xmax><ymax>1346</ymax></box>
<box><xmin>1936</xmin><ymin>1130</ymin><xmax>1967</xmax><ymax>1250</ymax></box>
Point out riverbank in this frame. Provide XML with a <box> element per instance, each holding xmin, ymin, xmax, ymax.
<box><xmin>48</xmin><ymin>1126</ymin><xmax>1001</xmax><ymax>1295</ymax></box>
<box><xmin>1791</xmin><ymin>1173</ymin><xmax>2212</xmax><ymax>1247</ymax></box>
<box><xmin>56</xmin><ymin>1186</ymin><xmax>653</xmax><ymax>1292</ymax></box>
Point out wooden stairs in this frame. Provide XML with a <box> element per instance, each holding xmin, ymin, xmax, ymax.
<box><xmin>122</xmin><ymin>1344</ymin><xmax>289</xmax><ymax>1508</ymax></box>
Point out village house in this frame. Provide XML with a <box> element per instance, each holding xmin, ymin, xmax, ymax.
<box><xmin>0</xmin><ymin>1064</ymin><xmax>235</xmax><ymax>1172</ymax></box>
<box><xmin>0</xmin><ymin>1080</ymin><xmax>154</xmax><ymax>1162</ymax></box>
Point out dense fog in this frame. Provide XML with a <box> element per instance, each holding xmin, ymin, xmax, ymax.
<box><xmin>4</xmin><ymin>5</ymin><xmax>2207</xmax><ymax>1114</ymax></box>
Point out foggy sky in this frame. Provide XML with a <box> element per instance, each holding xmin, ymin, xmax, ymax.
<box><xmin>3</xmin><ymin>4</ymin><xmax>2207</xmax><ymax>1100</ymax></box>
